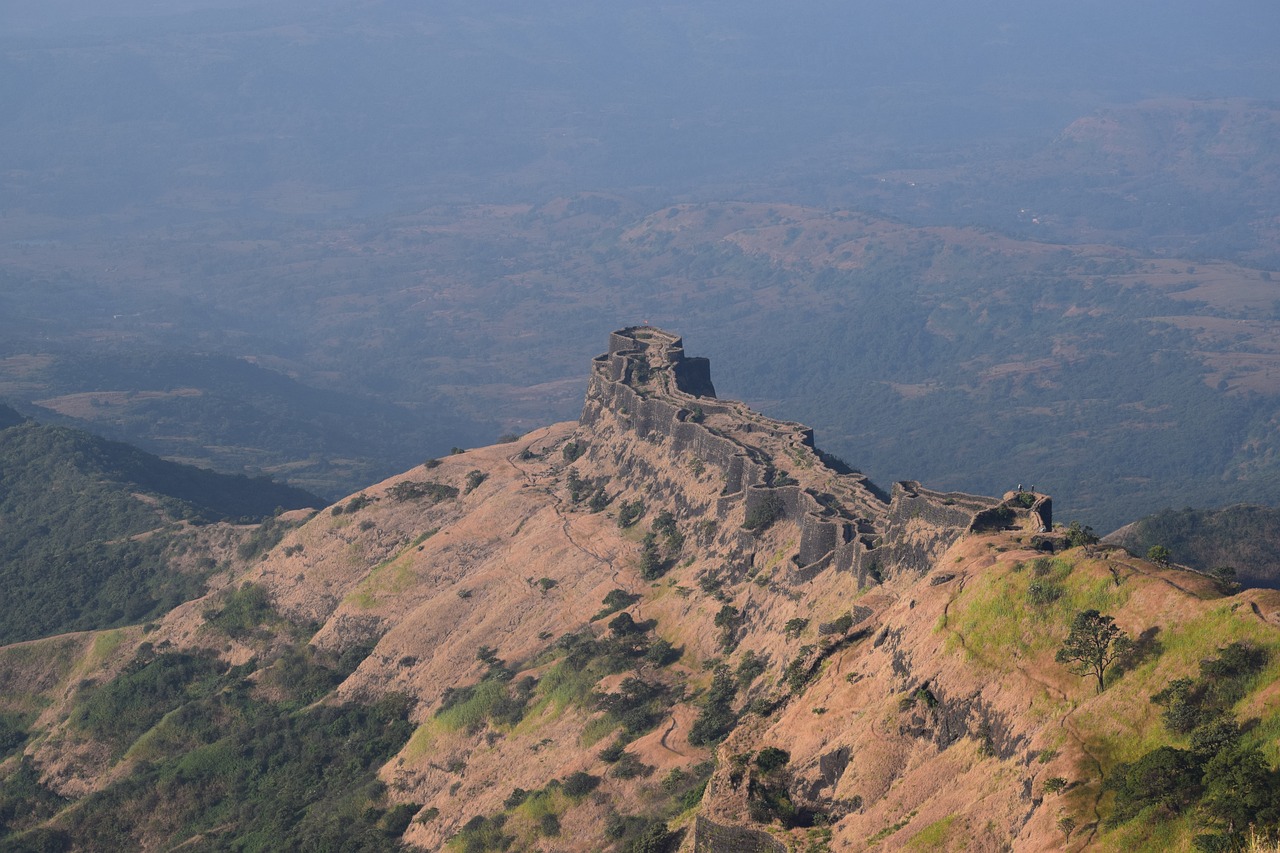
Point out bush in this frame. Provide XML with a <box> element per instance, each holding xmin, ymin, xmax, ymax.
<box><xmin>464</xmin><ymin>470</ymin><xmax>487</xmax><ymax>494</ymax></box>
<box><xmin>204</xmin><ymin>583</ymin><xmax>276</xmax><ymax>639</ymax></box>
<box><xmin>735</xmin><ymin>650</ymin><xmax>766</xmax><ymax>687</ymax></box>
<box><xmin>638</xmin><ymin>533</ymin><xmax>665</xmax><ymax>580</ymax></box>
<box><xmin>562</xmin><ymin>772</ymin><xmax>600</xmax><ymax>798</ymax></box>
<box><xmin>599</xmin><ymin>739</ymin><xmax>628</xmax><ymax>763</ymax></box>
<box><xmin>818</xmin><ymin>612</ymin><xmax>854</xmax><ymax>635</ymax></box>
<box><xmin>593</xmin><ymin>589</ymin><xmax>640</xmax><ymax>621</ymax></box>
<box><xmin>742</xmin><ymin>493</ymin><xmax>784</xmax><ymax>532</ymax></box>
<box><xmin>617</xmin><ymin>499</ymin><xmax>645</xmax><ymax>528</ymax></box>
<box><xmin>714</xmin><ymin>605</ymin><xmax>743</xmax><ymax>652</ymax></box>
<box><xmin>389</xmin><ymin>481</ymin><xmax>458</xmax><ymax>503</ymax></box>
<box><xmin>1105</xmin><ymin>746</ymin><xmax>1201</xmax><ymax>825</ymax></box>
<box><xmin>755</xmin><ymin>747</ymin><xmax>790</xmax><ymax>773</ymax></box>
<box><xmin>1065</xmin><ymin>520</ymin><xmax>1099</xmax><ymax>548</ymax></box>
<box><xmin>783</xmin><ymin>618</ymin><xmax>809</xmax><ymax>639</ymax></box>
<box><xmin>610</xmin><ymin>751</ymin><xmax>654</xmax><ymax>779</ymax></box>
<box><xmin>1027</xmin><ymin>581</ymin><xmax>1063</xmax><ymax>606</ymax></box>
<box><xmin>688</xmin><ymin>666</ymin><xmax>738</xmax><ymax>746</ymax></box>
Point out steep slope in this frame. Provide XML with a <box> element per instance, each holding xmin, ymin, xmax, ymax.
<box><xmin>3</xmin><ymin>330</ymin><xmax>1279</xmax><ymax>853</ymax></box>
<box><xmin>0</xmin><ymin>412</ymin><xmax>321</xmax><ymax>644</ymax></box>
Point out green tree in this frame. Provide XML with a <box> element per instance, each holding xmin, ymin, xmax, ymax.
<box><xmin>1065</xmin><ymin>520</ymin><xmax>1099</xmax><ymax>549</ymax></box>
<box><xmin>1147</xmin><ymin>545</ymin><xmax>1172</xmax><ymax>565</ymax></box>
<box><xmin>1198</xmin><ymin>744</ymin><xmax>1280</xmax><ymax>841</ymax></box>
<box><xmin>1055</xmin><ymin>610</ymin><xmax>1133</xmax><ymax>693</ymax></box>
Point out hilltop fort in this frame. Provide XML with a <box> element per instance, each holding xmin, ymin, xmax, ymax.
<box><xmin>581</xmin><ymin>326</ymin><xmax>1052</xmax><ymax>586</ymax></box>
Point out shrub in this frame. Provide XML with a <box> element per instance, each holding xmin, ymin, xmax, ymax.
<box><xmin>755</xmin><ymin>747</ymin><xmax>790</xmax><ymax>773</ymax></box>
<box><xmin>783</xmin><ymin>618</ymin><xmax>809</xmax><ymax>639</ymax></box>
<box><xmin>714</xmin><ymin>605</ymin><xmax>743</xmax><ymax>652</ymax></box>
<box><xmin>638</xmin><ymin>533</ymin><xmax>665</xmax><ymax>580</ymax></box>
<box><xmin>1042</xmin><ymin>777</ymin><xmax>1068</xmax><ymax>794</ymax></box>
<box><xmin>599</xmin><ymin>739</ymin><xmax>628</xmax><ymax>763</ymax></box>
<box><xmin>389</xmin><ymin>481</ymin><xmax>459</xmax><ymax>503</ymax></box>
<box><xmin>204</xmin><ymin>582</ymin><xmax>275</xmax><ymax>639</ymax></box>
<box><xmin>464</xmin><ymin>470</ymin><xmax>487</xmax><ymax>494</ymax></box>
<box><xmin>593</xmin><ymin>589</ymin><xmax>640</xmax><ymax>621</ymax></box>
<box><xmin>1105</xmin><ymin>746</ymin><xmax>1201</xmax><ymax>825</ymax></box>
<box><xmin>610</xmin><ymin>752</ymin><xmax>654</xmax><ymax>780</ymax></box>
<box><xmin>1065</xmin><ymin>521</ymin><xmax>1099</xmax><ymax>548</ymax></box>
<box><xmin>617</xmin><ymin>499</ymin><xmax>645</xmax><ymax>528</ymax></box>
<box><xmin>645</xmin><ymin>639</ymin><xmax>680</xmax><ymax>667</ymax></box>
<box><xmin>784</xmin><ymin>645</ymin><xmax>817</xmax><ymax>695</ymax></box>
<box><xmin>687</xmin><ymin>666</ymin><xmax>738</xmax><ymax>746</ymax></box>
<box><xmin>743</xmin><ymin>493</ymin><xmax>784</xmax><ymax>532</ymax></box>
<box><xmin>735</xmin><ymin>650</ymin><xmax>766</xmax><ymax>687</ymax></box>
<box><xmin>562</xmin><ymin>771</ymin><xmax>600</xmax><ymax>798</ymax></box>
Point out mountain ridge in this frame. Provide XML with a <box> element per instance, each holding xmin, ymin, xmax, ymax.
<box><xmin>4</xmin><ymin>330</ymin><xmax>1280</xmax><ymax>852</ymax></box>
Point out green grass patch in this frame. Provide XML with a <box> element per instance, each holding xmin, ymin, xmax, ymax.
<box><xmin>410</xmin><ymin>528</ymin><xmax>439</xmax><ymax>548</ymax></box>
<box><xmin>346</xmin><ymin>546</ymin><xmax>418</xmax><ymax>609</ymax></box>
<box><xmin>436</xmin><ymin>680</ymin><xmax>509</xmax><ymax>732</ymax></box>
<box><xmin>88</xmin><ymin>629</ymin><xmax>127</xmax><ymax>666</ymax></box>
<box><xmin>404</xmin><ymin>719</ymin><xmax>443</xmax><ymax>761</ymax></box>
<box><xmin>1099</xmin><ymin>806</ymin><xmax>1195</xmax><ymax>852</ymax></box>
<box><xmin>579</xmin><ymin>714</ymin><xmax>618</xmax><ymax>747</ymax></box>
<box><xmin>868</xmin><ymin>810</ymin><xmax>917</xmax><ymax>845</ymax></box>
<box><xmin>905</xmin><ymin>814</ymin><xmax>958</xmax><ymax>850</ymax></box>
<box><xmin>947</xmin><ymin>557</ymin><xmax>1131</xmax><ymax>672</ymax></box>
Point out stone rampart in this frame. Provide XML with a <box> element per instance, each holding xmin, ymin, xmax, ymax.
<box><xmin>582</xmin><ymin>328</ymin><xmax>1030</xmax><ymax>584</ymax></box>
<box><xmin>691</xmin><ymin>816</ymin><xmax>786</xmax><ymax>853</ymax></box>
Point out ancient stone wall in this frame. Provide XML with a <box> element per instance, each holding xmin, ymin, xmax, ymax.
<box><xmin>582</xmin><ymin>328</ymin><xmax>1027</xmax><ymax>586</ymax></box>
<box><xmin>691</xmin><ymin>816</ymin><xmax>786</xmax><ymax>853</ymax></box>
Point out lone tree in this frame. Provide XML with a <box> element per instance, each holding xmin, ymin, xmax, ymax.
<box><xmin>1146</xmin><ymin>545</ymin><xmax>1172</xmax><ymax>565</ymax></box>
<box><xmin>1055</xmin><ymin>610</ymin><xmax>1133</xmax><ymax>693</ymax></box>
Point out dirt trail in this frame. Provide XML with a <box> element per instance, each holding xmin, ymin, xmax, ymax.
<box><xmin>658</xmin><ymin>715</ymin><xmax>684</xmax><ymax>756</ymax></box>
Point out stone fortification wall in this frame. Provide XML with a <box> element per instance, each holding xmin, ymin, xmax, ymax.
<box><xmin>877</xmin><ymin>482</ymin><xmax>1001</xmax><ymax>576</ymax></box>
<box><xmin>690</xmin><ymin>816</ymin><xmax>786</xmax><ymax>853</ymax></box>
<box><xmin>582</xmin><ymin>328</ymin><xmax>1027</xmax><ymax>585</ymax></box>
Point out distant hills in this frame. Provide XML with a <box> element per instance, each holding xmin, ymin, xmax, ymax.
<box><xmin>1106</xmin><ymin>504</ymin><xmax>1280</xmax><ymax>590</ymax></box>
<box><xmin>0</xmin><ymin>4</ymin><xmax>1278</xmax><ymax>528</ymax></box>
<box><xmin>0</xmin><ymin>406</ymin><xmax>320</xmax><ymax>644</ymax></box>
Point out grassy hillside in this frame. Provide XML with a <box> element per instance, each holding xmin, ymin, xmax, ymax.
<box><xmin>0</xmin><ymin>414</ymin><xmax>320</xmax><ymax>644</ymax></box>
<box><xmin>4</xmin><ymin>407</ymin><xmax>1280</xmax><ymax>851</ymax></box>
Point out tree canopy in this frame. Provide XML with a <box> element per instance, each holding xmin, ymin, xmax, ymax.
<box><xmin>1055</xmin><ymin>610</ymin><xmax>1133</xmax><ymax>693</ymax></box>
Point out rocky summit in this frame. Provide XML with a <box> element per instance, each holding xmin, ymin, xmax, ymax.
<box><xmin>4</xmin><ymin>329</ymin><xmax>1280</xmax><ymax>853</ymax></box>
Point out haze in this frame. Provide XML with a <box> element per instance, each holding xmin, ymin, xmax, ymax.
<box><xmin>1</xmin><ymin>0</ymin><xmax>1279</xmax><ymax>529</ymax></box>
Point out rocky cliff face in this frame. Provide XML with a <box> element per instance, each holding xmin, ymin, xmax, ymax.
<box><xmin>4</xmin><ymin>329</ymin><xmax>1279</xmax><ymax>853</ymax></box>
